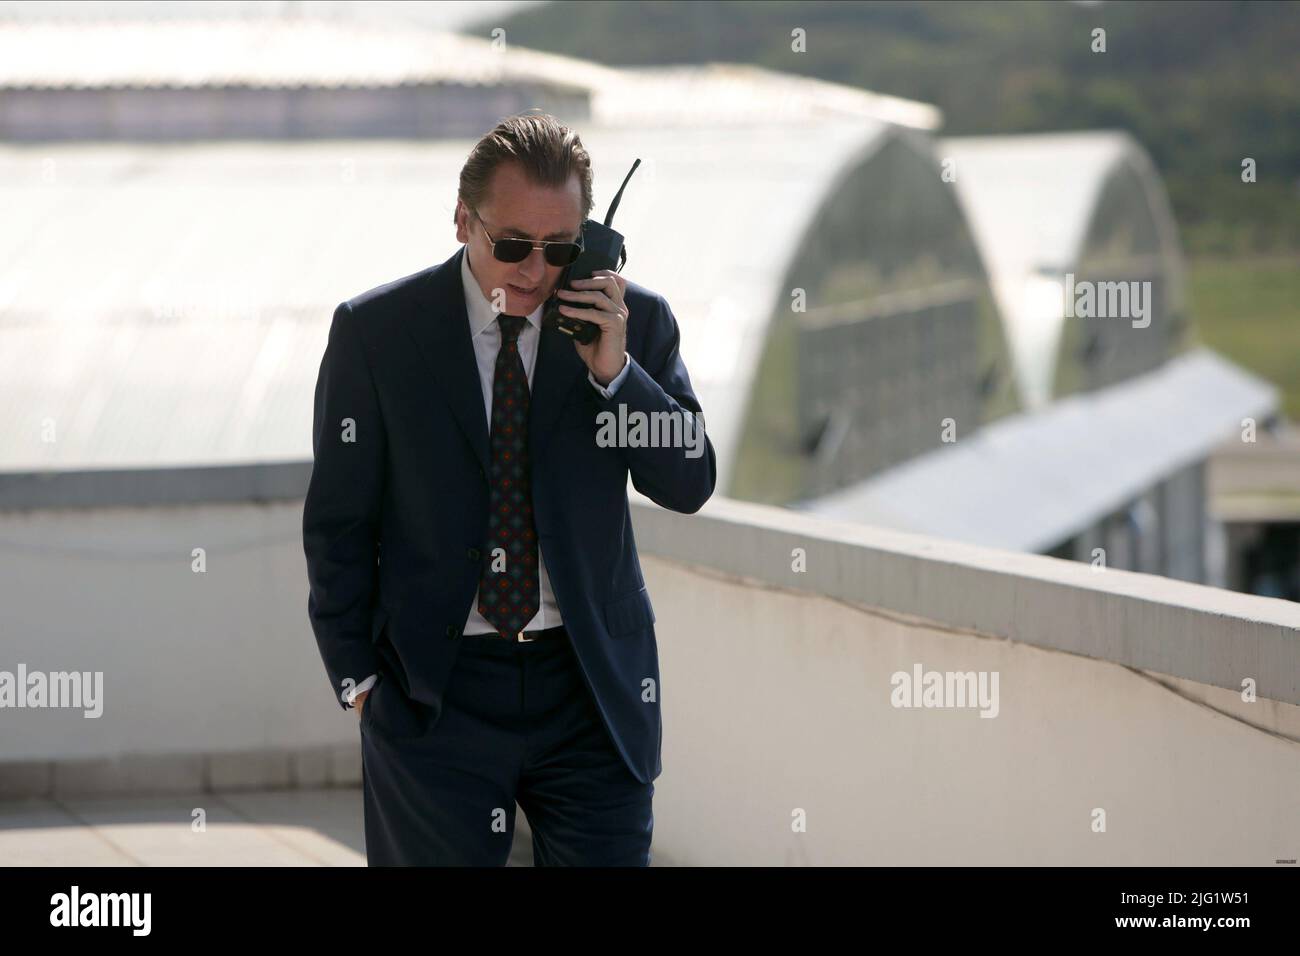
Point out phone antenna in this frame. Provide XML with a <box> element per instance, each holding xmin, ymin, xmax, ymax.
<box><xmin>603</xmin><ymin>158</ymin><xmax>642</xmax><ymax>227</ymax></box>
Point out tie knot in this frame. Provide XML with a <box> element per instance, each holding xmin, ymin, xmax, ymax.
<box><xmin>498</xmin><ymin>313</ymin><xmax>526</xmax><ymax>343</ymax></box>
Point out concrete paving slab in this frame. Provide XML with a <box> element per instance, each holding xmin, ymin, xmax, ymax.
<box><xmin>0</xmin><ymin>798</ymin><xmax>139</xmax><ymax>866</ymax></box>
<box><xmin>0</xmin><ymin>790</ymin><xmax>669</xmax><ymax>865</ymax></box>
<box><xmin>56</xmin><ymin>793</ymin><xmax>323</xmax><ymax>866</ymax></box>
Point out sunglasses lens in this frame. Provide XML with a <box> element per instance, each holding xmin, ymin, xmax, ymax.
<box><xmin>493</xmin><ymin>239</ymin><xmax>531</xmax><ymax>263</ymax></box>
<box><xmin>544</xmin><ymin>243</ymin><xmax>582</xmax><ymax>267</ymax></box>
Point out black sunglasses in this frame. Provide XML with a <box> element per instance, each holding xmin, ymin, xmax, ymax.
<box><xmin>472</xmin><ymin>208</ymin><xmax>584</xmax><ymax>267</ymax></box>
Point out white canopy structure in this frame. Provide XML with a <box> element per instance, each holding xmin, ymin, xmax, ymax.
<box><xmin>941</xmin><ymin>132</ymin><xmax>1188</xmax><ymax>410</ymax></box>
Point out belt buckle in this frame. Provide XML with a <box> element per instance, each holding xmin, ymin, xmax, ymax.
<box><xmin>517</xmin><ymin>630</ymin><xmax>535</xmax><ymax>643</ymax></box>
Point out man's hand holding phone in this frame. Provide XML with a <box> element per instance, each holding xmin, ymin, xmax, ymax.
<box><xmin>557</xmin><ymin>269</ymin><xmax>629</xmax><ymax>385</ymax></box>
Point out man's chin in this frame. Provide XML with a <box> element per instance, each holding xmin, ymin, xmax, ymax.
<box><xmin>509</xmin><ymin>283</ymin><xmax>551</xmax><ymax>314</ymax></box>
<box><xmin>507</xmin><ymin>282</ymin><xmax>545</xmax><ymax>313</ymax></box>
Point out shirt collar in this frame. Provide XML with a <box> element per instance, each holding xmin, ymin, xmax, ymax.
<box><xmin>461</xmin><ymin>244</ymin><xmax>544</xmax><ymax>339</ymax></box>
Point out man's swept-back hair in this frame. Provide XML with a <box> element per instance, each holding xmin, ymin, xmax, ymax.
<box><xmin>455</xmin><ymin>111</ymin><xmax>594</xmax><ymax>224</ymax></box>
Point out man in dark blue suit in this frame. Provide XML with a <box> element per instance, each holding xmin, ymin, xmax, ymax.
<box><xmin>302</xmin><ymin>113</ymin><xmax>716</xmax><ymax>865</ymax></box>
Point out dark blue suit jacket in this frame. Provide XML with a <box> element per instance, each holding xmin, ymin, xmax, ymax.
<box><xmin>302</xmin><ymin>245</ymin><xmax>716</xmax><ymax>784</ymax></box>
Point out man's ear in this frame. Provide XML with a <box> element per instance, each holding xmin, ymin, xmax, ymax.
<box><xmin>454</xmin><ymin>200</ymin><xmax>469</xmax><ymax>244</ymax></box>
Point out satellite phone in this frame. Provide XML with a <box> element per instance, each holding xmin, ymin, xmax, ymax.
<box><xmin>542</xmin><ymin>158</ymin><xmax>642</xmax><ymax>344</ymax></box>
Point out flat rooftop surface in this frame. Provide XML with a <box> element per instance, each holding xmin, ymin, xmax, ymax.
<box><xmin>0</xmin><ymin>790</ymin><xmax>566</xmax><ymax>867</ymax></box>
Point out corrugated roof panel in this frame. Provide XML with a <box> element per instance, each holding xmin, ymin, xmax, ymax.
<box><xmin>798</xmin><ymin>348</ymin><xmax>1279</xmax><ymax>553</ymax></box>
<box><xmin>0</xmin><ymin>19</ymin><xmax>599</xmax><ymax>92</ymax></box>
<box><xmin>0</xmin><ymin>19</ymin><xmax>941</xmax><ymax>129</ymax></box>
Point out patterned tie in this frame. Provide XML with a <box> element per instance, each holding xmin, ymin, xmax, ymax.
<box><xmin>478</xmin><ymin>313</ymin><xmax>540</xmax><ymax>638</ymax></box>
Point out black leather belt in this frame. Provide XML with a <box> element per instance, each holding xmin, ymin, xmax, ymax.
<box><xmin>466</xmin><ymin>625</ymin><xmax>567</xmax><ymax>642</ymax></box>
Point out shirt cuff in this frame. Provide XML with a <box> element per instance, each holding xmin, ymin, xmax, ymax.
<box><xmin>344</xmin><ymin>673</ymin><xmax>378</xmax><ymax>708</ymax></box>
<box><xmin>588</xmin><ymin>352</ymin><xmax>630</xmax><ymax>399</ymax></box>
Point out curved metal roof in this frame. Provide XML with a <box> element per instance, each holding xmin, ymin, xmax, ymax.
<box><xmin>0</xmin><ymin>122</ymin><xmax>906</xmax><ymax>483</ymax></box>
<box><xmin>940</xmin><ymin>131</ymin><xmax>1184</xmax><ymax>410</ymax></box>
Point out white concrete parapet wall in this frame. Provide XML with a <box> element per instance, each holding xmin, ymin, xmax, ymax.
<box><xmin>632</xmin><ymin>495</ymin><xmax>1300</xmax><ymax>865</ymax></box>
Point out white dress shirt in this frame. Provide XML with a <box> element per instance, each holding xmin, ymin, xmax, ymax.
<box><xmin>346</xmin><ymin>246</ymin><xmax>630</xmax><ymax>707</ymax></box>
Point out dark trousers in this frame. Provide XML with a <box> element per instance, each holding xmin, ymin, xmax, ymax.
<box><xmin>359</xmin><ymin>629</ymin><xmax>654</xmax><ymax>866</ymax></box>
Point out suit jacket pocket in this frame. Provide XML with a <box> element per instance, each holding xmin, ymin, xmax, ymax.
<box><xmin>603</xmin><ymin>586</ymin><xmax>656</xmax><ymax>639</ymax></box>
<box><xmin>360</xmin><ymin>674</ymin><xmax>381</xmax><ymax>729</ymax></box>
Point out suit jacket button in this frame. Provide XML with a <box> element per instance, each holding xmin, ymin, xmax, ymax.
<box><xmin>466</xmin><ymin>547</ymin><xmax>480</xmax><ymax>562</ymax></box>
<box><xmin>445</xmin><ymin>624</ymin><xmax>460</xmax><ymax>639</ymax></box>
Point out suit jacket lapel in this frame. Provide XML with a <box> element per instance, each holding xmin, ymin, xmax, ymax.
<box><xmin>402</xmin><ymin>244</ymin><xmax>590</xmax><ymax>472</ymax></box>
<box><xmin>404</xmin><ymin>246</ymin><xmax>490</xmax><ymax>474</ymax></box>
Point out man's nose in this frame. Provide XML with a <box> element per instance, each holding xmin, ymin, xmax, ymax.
<box><xmin>518</xmin><ymin>249</ymin><xmax>546</xmax><ymax>282</ymax></box>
